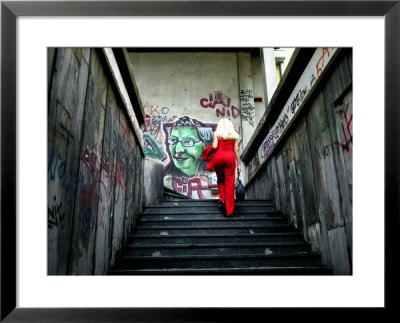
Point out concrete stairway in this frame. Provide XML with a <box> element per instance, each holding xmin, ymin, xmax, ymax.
<box><xmin>108</xmin><ymin>199</ymin><xmax>333</xmax><ymax>275</ymax></box>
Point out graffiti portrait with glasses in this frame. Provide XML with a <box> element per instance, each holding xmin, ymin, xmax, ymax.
<box><xmin>163</xmin><ymin>116</ymin><xmax>218</xmax><ymax>198</ymax></box>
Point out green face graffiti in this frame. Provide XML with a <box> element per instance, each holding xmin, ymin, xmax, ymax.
<box><xmin>169</xmin><ymin>126</ymin><xmax>204</xmax><ymax>177</ymax></box>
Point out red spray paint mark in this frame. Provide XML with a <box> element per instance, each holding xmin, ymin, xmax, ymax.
<box><xmin>334</xmin><ymin>104</ymin><xmax>352</xmax><ymax>152</ymax></box>
<box><xmin>316</xmin><ymin>48</ymin><xmax>331</xmax><ymax>77</ymax></box>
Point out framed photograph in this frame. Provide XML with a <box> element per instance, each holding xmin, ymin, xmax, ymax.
<box><xmin>1</xmin><ymin>0</ymin><xmax>398</xmax><ymax>321</ymax></box>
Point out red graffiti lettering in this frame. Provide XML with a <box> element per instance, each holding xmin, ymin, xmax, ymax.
<box><xmin>216</xmin><ymin>107</ymin><xmax>226</xmax><ymax>117</ymax></box>
<box><xmin>231</xmin><ymin>105</ymin><xmax>241</xmax><ymax>118</ymax></box>
<box><xmin>172</xmin><ymin>177</ymin><xmax>208</xmax><ymax>199</ymax></box>
<box><xmin>200</xmin><ymin>91</ymin><xmax>240</xmax><ymax>119</ymax></box>
<box><xmin>200</xmin><ymin>97</ymin><xmax>210</xmax><ymax>109</ymax></box>
<box><xmin>144</xmin><ymin>103</ymin><xmax>161</xmax><ymax>116</ymax></box>
<box><xmin>150</xmin><ymin>106</ymin><xmax>160</xmax><ymax>115</ymax></box>
<box><xmin>172</xmin><ymin>178</ymin><xmax>183</xmax><ymax>193</ymax></box>
<box><xmin>334</xmin><ymin>104</ymin><xmax>352</xmax><ymax>152</ymax></box>
<box><xmin>189</xmin><ymin>178</ymin><xmax>207</xmax><ymax>199</ymax></box>
<box><xmin>215</xmin><ymin>106</ymin><xmax>241</xmax><ymax>119</ymax></box>
<box><xmin>316</xmin><ymin>48</ymin><xmax>331</xmax><ymax>77</ymax></box>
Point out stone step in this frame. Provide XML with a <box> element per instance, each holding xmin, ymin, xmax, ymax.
<box><xmin>155</xmin><ymin>199</ymin><xmax>275</xmax><ymax>207</ymax></box>
<box><xmin>129</xmin><ymin>232</ymin><xmax>304</xmax><ymax>245</ymax></box>
<box><xmin>133</xmin><ymin>225</ymin><xmax>295</xmax><ymax>236</ymax></box>
<box><xmin>112</xmin><ymin>253</ymin><xmax>323</xmax><ymax>270</ymax></box>
<box><xmin>108</xmin><ymin>198</ymin><xmax>332</xmax><ymax>276</ymax></box>
<box><xmin>108</xmin><ymin>266</ymin><xmax>333</xmax><ymax>275</ymax></box>
<box><xmin>142</xmin><ymin>205</ymin><xmax>276</xmax><ymax>214</ymax></box>
<box><xmin>123</xmin><ymin>242</ymin><xmax>311</xmax><ymax>257</ymax></box>
<box><xmin>137</xmin><ymin>218</ymin><xmax>288</xmax><ymax>227</ymax></box>
<box><xmin>139</xmin><ymin>213</ymin><xmax>283</xmax><ymax>222</ymax></box>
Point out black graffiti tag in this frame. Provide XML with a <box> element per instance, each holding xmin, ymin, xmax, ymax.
<box><xmin>48</xmin><ymin>196</ymin><xmax>66</xmax><ymax>229</ymax></box>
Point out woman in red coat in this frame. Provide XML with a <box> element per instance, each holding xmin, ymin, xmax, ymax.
<box><xmin>211</xmin><ymin>118</ymin><xmax>241</xmax><ymax>216</ymax></box>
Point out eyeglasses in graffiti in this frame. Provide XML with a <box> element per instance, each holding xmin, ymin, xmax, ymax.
<box><xmin>168</xmin><ymin>138</ymin><xmax>203</xmax><ymax>147</ymax></box>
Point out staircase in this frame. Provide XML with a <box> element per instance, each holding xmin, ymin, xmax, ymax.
<box><xmin>108</xmin><ymin>199</ymin><xmax>333</xmax><ymax>275</ymax></box>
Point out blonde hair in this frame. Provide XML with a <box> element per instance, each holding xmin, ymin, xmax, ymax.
<box><xmin>214</xmin><ymin>118</ymin><xmax>239</xmax><ymax>140</ymax></box>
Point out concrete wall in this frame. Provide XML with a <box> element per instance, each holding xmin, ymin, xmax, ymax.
<box><xmin>128</xmin><ymin>51</ymin><xmax>244</xmax><ymax>199</ymax></box>
<box><xmin>143</xmin><ymin>157</ymin><xmax>164</xmax><ymax>206</ymax></box>
<box><xmin>262</xmin><ymin>48</ymin><xmax>278</xmax><ymax>103</ymax></box>
<box><xmin>247</xmin><ymin>48</ymin><xmax>339</xmax><ymax>178</ymax></box>
<box><xmin>128</xmin><ymin>50</ymin><xmax>277</xmax><ymax>199</ymax></box>
<box><xmin>238</xmin><ymin>51</ymin><xmax>256</xmax><ymax>149</ymax></box>
<box><xmin>245</xmin><ymin>49</ymin><xmax>353</xmax><ymax>274</ymax></box>
<box><xmin>48</xmin><ymin>48</ymin><xmax>146</xmax><ymax>275</ymax></box>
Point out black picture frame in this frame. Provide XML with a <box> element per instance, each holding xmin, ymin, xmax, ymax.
<box><xmin>1</xmin><ymin>0</ymin><xmax>398</xmax><ymax>321</ymax></box>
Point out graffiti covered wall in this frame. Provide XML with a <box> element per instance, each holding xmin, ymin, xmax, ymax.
<box><xmin>128</xmin><ymin>51</ymin><xmax>244</xmax><ymax>199</ymax></box>
<box><xmin>248</xmin><ymin>48</ymin><xmax>338</xmax><ymax>180</ymax></box>
<box><xmin>48</xmin><ymin>48</ymin><xmax>145</xmax><ymax>275</ymax></box>
<box><xmin>245</xmin><ymin>49</ymin><xmax>353</xmax><ymax>274</ymax></box>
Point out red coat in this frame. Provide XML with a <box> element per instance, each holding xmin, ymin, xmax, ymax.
<box><xmin>201</xmin><ymin>145</ymin><xmax>216</xmax><ymax>171</ymax></box>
